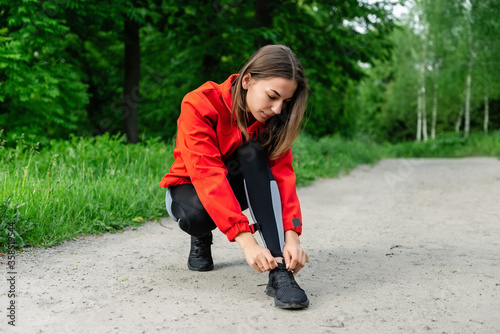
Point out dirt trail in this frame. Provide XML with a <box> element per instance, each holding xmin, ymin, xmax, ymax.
<box><xmin>2</xmin><ymin>158</ymin><xmax>500</xmax><ymax>333</ymax></box>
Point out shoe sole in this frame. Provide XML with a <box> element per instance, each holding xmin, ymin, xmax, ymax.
<box><xmin>275</xmin><ymin>299</ymin><xmax>310</xmax><ymax>309</ymax></box>
<box><xmin>187</xmin><ymin>263</ymin><xmax>214</xmax><ymax>271</ymax></box>
<box><xmin>266</xmin><ymin>286</ymin><xmax>310</xmax><ymax>309</ymax></box>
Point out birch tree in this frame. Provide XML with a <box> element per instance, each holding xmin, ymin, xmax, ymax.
<box><xmin>408</xmin><ymin>0</ymin><xmax>429</xmax><ymax>142</ymax></box>
<box><xmin>463</xmin><ymin>0</ymin><xmax>474</xmax><ymax>138</ymax></box>
<box><xmin>472</xmin><ymin>0</ymin><xmax>500</xmax><ymax>134</ymax></box>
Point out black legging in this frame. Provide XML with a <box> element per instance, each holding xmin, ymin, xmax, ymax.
<box><xmin>166</xmin><ymin>141</ymin><xmax>284</xmax><ymax>257</ymax></box>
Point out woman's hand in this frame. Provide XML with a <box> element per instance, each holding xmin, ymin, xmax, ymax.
<box><xmin>235</xmin><ymin>232</ymin><xmax>277</xmax><ymax>273</ymax></box>
<box><xmin>283</xmin><ymin>230</ymin><xmax>308</xmax><ymax>276</ymax></box>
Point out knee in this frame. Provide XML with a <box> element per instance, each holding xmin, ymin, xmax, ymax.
<box><xmin>237</xmin><ymin>141</ymin><xmax>267</xmax><ymax>169</ymax></box>
<box><xmin>168</xmin><ymin>185</ymin><xmax>215</xmax><ymax>237</ymax></box>
<box><xmin>238</xmin><ymin>140</ymin><xmax>264</xmax><ymax>158</ymax></box>
<box><xmin>176</xmin><ymin>207</ymin><xmax>216</xmax><ymax>238</ymax></box>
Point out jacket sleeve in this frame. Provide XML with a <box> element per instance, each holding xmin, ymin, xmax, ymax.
<box><xmin>177</xmin><ymin>94</ymin><xmax>252</xmax><ymax>242</ymax></box>
<box><xmin>268</xmin><ymin>148</ymin><xmax>303</xmax><ymax>235</ymax></box>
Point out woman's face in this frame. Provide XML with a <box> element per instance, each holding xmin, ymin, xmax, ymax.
<box><xmin>242</xmin><ymin>73</ymin><xmax>297</xmax><ymax>123</ymax></box>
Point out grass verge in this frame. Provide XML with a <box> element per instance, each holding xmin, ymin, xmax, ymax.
<box><xmin>1</xmin><ymin>130</ymin><xmax>498</xmax><ymax>251</ymax></box>
<box><xmin>0</xmin><ymin>132</ymin><xmax>173</xmax><ymax>251</ymax></box>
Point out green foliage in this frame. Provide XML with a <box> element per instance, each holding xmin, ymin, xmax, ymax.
<box><xmin>283</xmin><ymin>0</ymin><xmax>396</xmax><ymax>137</ymax></box>
<box><xmin>0</xmin><ymin>1</ymin><xmax>90</xmax><ymax>145</ymax></box>
<box><xmin>1</xmin><ymin>0</ymin><xmax>398</xmax><ymax>143</ymax></box>
<box><xmin>351</xmin><ymin>0</ymin><xmax>500</xmax><ymax>142</ymax></box>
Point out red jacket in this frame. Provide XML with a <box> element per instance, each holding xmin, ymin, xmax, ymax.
<box><xmin>160</xmin><ymin>74</ymin><xmax>303</xmax><ymax>242</ymax></box>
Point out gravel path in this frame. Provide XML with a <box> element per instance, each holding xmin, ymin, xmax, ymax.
<box><xmin>2</xmin><ymin>158</ymin><xmax>499</xmax><ymax>333</ymax></box>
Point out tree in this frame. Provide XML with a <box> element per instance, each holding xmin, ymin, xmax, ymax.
<box><xmin>471</xmin><ymin>0</ymin><xmax>500</xmax><ymax>133</ymax></box>
<box><xmin>355</xmin><ymin>0</ymin><xmax>500</xmax><ymax>142</ymax></box>
<box><xmin>123</xmin><ymin>1</ymin><xmax>144</xmax><ymax>144</ymax></box>
<box><xmin>0</xmin><ymin>0</ymin><xmax>89</xmax><ymax>144</ymax></box>
<box><xmin>1</xmin><ymin>0</ymin><xmax>399</xmax><ymax>142</ymax></box>
<box><xmin>411</xmin><ymin>0</ymin><xmax>430</xmax><ymax>142</ymax></box>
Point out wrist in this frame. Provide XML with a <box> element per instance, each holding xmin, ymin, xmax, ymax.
<box><xmin>235</xmin><ymin>232</ymin><xmax>258</xmax><ymax>251</ymax></box>
<box><xmin>285</xmin><ymin>230</ymin><xmax>300</xmax><ymax>244</ymax></box>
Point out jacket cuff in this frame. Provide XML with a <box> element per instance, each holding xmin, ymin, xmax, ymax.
<box><xmin>225</xmin><ymin>221</ymin><xmax>254</xmax><ymax>242</ymax></box>
<box><xmin>283</xmin><ymin>217</ymin><xmax>303</xmax><ymax>236</ymax></box>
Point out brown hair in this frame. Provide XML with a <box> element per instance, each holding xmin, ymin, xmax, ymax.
<box><xmin>231</xmin><ymin>44</ymin><xmax>308</xmax><ymax>160</ymax></box>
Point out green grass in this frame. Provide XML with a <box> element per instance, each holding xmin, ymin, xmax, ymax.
<box><xmin>0</xmin><ymin>132</ymin><xmax>173</xmax><ymax>251</ymax></box>
<box><xmin>292</xmin><ymin>133</ymin><xmax>388</xmax><ymax>186</ymax></box>
<box><xmin>388</xmin><ymin>131</ymin><xmax>500</xmax><ymax>158</ymax></box>
<box><xmin>1</xmin><ymin>130</ymin><xmax>499</xmax><ymax>251</ymax></box>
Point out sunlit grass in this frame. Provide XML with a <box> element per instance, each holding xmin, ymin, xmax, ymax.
<box><xmin>388</xmin><ymin>131</ymin><xmax>500</xmax><ymax>158</ymax></box>
<box><xmin>0</xmin><ymin>132</ymin><xmax>173</xmax><ymax>250</ymax></box>
<box><xmin>292</xmin><ymin>133</ymin><xmax>387</xmax><ymax>186</ymax></box>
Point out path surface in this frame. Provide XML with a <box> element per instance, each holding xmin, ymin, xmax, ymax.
<box><xmin>1</xmin><ymin>158</ymin><xmax>500</xmax><ymax>334</ymax></box>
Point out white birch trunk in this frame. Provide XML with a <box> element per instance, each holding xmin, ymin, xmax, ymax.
<box><xmin>421</xmin><ymin>83</ymin><xmax>428</xmax><ymax>141</ymax></box>
<box><xmin>464</xmin><ymin>0</ymin><xmax>473</xmax><ymax>138</ymax></box>
<box><xmin>420</xmin><ymin>20</ymin><xmax>428</xmax><ymax>141</ymax></box>
<box><xmin>409</xmin><ymin>40</ymin><xmax>421</xmax><ymax>142</ymax></box>
<box><xmin>431</xmin><ymin>81</ymin><xmax>438</xmax><ymax>139</ymax></box>
<box><xmin>464</xmin><ymin>70</ymin><xmax>472</xmax><ymax>138</ymax></box>
<box><xmin>484</xmin><ymin>94</ymin><xmax>489</xmax><ymax>134</ymax></box>
<box><xmin>417</xmin><ymin>90</ymin><xmax>422</xmax><ymax>141</ymax></box>
<box><xmin>412</xmin><ymin>1</ymin><xmax>429</xmax><ymax>142</ymax></box>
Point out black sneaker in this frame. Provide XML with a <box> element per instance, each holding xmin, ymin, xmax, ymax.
<box><xmin>266</xmin><ymin>262</ymin><xmax>309</xmax><ymax>309</ymax></box>
<box><xmin>187</xmin><ymin>233</ymin><xmax>214</xmax><ymax>271</ymax></box>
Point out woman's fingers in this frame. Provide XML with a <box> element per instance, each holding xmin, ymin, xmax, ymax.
<box><xmin>244</xmin><ymin>244</ymin><xmax>277</xmax><ymax>273</ymax></box>
<box><xmin>283</xmin><ymin>249</ymin><xmax>292</xmax><ymax>269</ymax></box>
<box><xmin>257</xmin><ymin>252</ymin><xmax>277</xmax><ymax>272</ymax></box>
<box><xmin>294</xmin><ymin>251</ymin><xmax>309</xmax><ymax>275</ymax></box>
<box><xmin>283</xmin><ymin>243</ymin><xmax>308</xmax><ymax>276</ymax></box>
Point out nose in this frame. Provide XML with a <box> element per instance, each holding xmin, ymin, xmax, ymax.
<box><xmin>271</xmin><ymin>101</ymin><xmax>283</xmax><ymax>114</ymax></box>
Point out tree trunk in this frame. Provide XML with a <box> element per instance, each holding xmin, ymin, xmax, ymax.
<box><xmin>417</xmin><ymin>16</ymin><xmax>428</xmax><ymax>142</ymax></box>
<box><xmin>421</xmin><ymin>84</ymin><xmax>428</xmax><ymax>141</ymax></box>
<box><xmin>86</xmin><ymin>79</ymin><xmax>102</xmax><ymax>135</ymax></box>
<box><xmin>464</xmin><ymin>70</ymin><xmax>472</xmax><ymax>138</ymax></box>
<box><xmin>484</xmin><ymin>94</ymin><xmax>489</xmax><ymax>134</ymax></box>
<box><xmin>417</xmin><ymin>60</ymin><xmax>426</xmax><ymax>141</ymax></box>
<box><xmin>254</xmin><ymin>0</ymin><xmax>273</xmax><ymax>47</ymax></box>
<box><xmin>202</xmin><ymin>54</ymin><xmax>220</xmax><ymax>80</ymax></box>
<box><xmin>416</xmin><ymin>89</ymin><xmax>422</xmax><ymax>141</ymax></box>
<box><xmin>455</xmin><ymin>106</ymin><xmax>464</xmax><ymax>134</ymax></box>
<box><xmin>123</xmin><ymin>18</ymin><xmax>140</xmax><ymax>144</ymax></box>
<box><xmin>463</xmin><ymin>0</ymin><xmax>473</xmax><ymax>139</ymax></box>
<box><xmin>431</xmin><ymin>81</ymin><xmax>438</xmax><ymax>139</ymax></box>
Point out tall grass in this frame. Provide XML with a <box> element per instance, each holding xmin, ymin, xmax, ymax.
<box><xmin>0</xmin><ymin>132</ymin><xmax>173</xmax><ymax>250</ymax></box>
<box><xmin>1</xmin><ymin>130</ymin><xmax>499</xmax><ymax>251</ymax></box>
<box><xmin>388</xmin><ymin>131</ymin><xmax>500</xmax><ymax>158</ymax></box>
<box><xmin>292</xmin><ymin>134</ymin><xmax>387</xmax><ymax>186</ymax></box>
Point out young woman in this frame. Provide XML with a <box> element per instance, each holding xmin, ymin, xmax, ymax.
<box><xmin>160</xmin><ymin>44</ymin><xmax>309</xmax><ymax>309</ymax></box>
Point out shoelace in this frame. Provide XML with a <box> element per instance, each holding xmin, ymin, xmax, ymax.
<box><xmin>192</xmin><ymin>238</ymin><xmax>211</xmax><ymax>258</ymax></box>
<box><xmin>272</xmin><ymin>266</ymin><xmax>301</xmax><ymax>290</ymax></box>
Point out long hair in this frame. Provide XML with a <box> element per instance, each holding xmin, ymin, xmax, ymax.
<box><xmin>231</xmin><ymin>44</ymin><xmax>308</xmax><ymax>160</ymax></box>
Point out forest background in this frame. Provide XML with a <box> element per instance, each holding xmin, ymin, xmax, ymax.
<box><xmin>1</xmin><ymin>0</ymin><xmax>499</xmax><ymax>250</ymax></box>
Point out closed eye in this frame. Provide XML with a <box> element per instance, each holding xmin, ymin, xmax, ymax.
<box><xmin>267</xmin><ymin>94</ymin><xmax>276</xmax><ymax>100</ymax></box>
